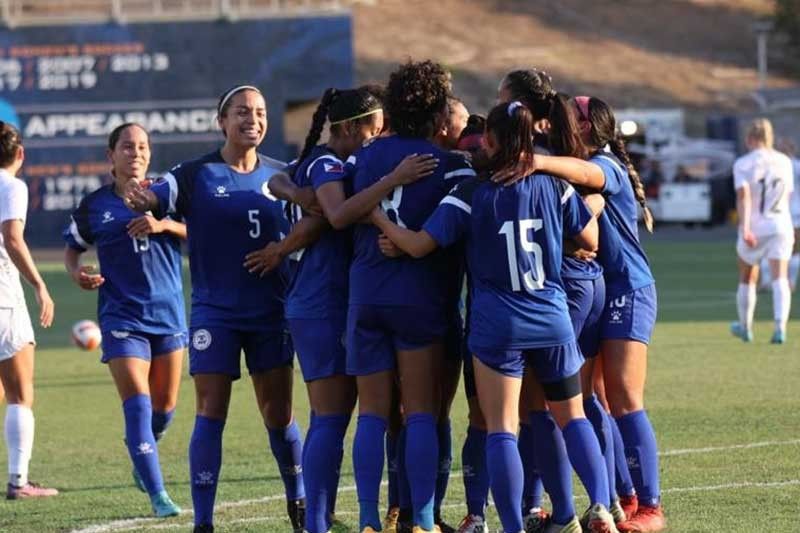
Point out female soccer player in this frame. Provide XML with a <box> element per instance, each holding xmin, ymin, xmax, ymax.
<box><xmin>730</xmin><ymin>119</ymin><xmax>795</xmax><ymax>343</ymax></box>
<box><xmin>124</xmin><ymin>86</ymin><xmax>305</xmax><ymax>533</ymax></box>
<box><xmin>64</xmin><ymin>123</ymin><xmax>184</xmax><ymax>517</ymax></box>
<box><xmin>371</xmin><ymin>101</ymin><xmax>617</xmax><ymax>533</ymax></box>
<box><xmin>515</xmin><ymin>96</ymin><xmax>665</xmax><ymax>532</ymax></box>
<box><xmin>0</xmin><ymin>121</ymin><xmax>57</xmax><ymax>500</ymax></box>
<box><xmin>251</xmin><ymin>86</ymin><xmax>436</xmax><ymax>533</ymax></box>
<box><xmin>347</xmin><ymin>60</ymin><xmax>475</xmax><ymax>533</ymax></box>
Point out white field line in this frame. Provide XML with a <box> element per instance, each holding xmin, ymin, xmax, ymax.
<box><xmin>69</xmin><ymin>438</ymin><xmax>800</xmax><ymax>533</ymax></box>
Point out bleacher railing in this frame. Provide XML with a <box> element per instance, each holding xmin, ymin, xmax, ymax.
<box><xmin>0</xmin><ymin>0</ymin><xmax>351</xmax><ymax>26</ymax></box>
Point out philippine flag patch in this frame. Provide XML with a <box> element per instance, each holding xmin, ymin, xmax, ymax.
<box><xmin>324</xmin><ymin>161</ymin><xmax>344</xmax><ymax>173</ymax></box>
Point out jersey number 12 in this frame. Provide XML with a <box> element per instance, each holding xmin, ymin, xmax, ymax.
<box><xmin>499</xmin><ymin>219</ymin><xmax>545</xmax><ymax>292</ymax></box>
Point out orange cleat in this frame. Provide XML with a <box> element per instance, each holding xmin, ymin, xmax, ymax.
<box><xmin>617</xmin><ymin>504</ymin><xmax>666</xmax><ymax>533</ymax></box>
<box><xmin>618</xmin><ymin>494</ymin><xmax>639</xmax><ymax>522</ymax></box>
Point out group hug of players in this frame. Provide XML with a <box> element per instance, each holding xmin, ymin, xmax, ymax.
<box><xmin>1</xmin><ymin>59</ymin><xmax>675</xmax><ymax>533</ymax></box>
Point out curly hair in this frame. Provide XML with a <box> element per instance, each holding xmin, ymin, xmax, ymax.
<box><xmin>385</xmin><ymin>60</ymin><xmax>451</xmax><ymax>139</ymax></box>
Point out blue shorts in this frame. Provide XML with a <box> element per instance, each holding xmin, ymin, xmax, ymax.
<box><xmin>601</xmin><ymin>284</ymin><xmax>658</xmax><ymax>344</ymax></box>
<box><xmin>288</xmin><ymin>317</ymin><xmax>347</xmax><ymax>382</ymax></box>
<box><xmin>472</xmin><ymin>341</ymin><xmax>583</xmax><ymax>384</ymax></box>
<box><xmin>565</xmin><ymin>276</ymin><xmax>606</xmax><ymax>359</ymax></box>
<box><xmin>346</xmin><ymin>304</ymin><xmax>448</xmax><ymax>376</ymax></box>
<box><xmin>101</xmin><ymin>330</ymin><xmax>187</xmax><ymax>363</ymax></box>
<box><xmin>189</xmin><ymin>326</ymin><xmax>293</xmax><ymax>380</ymax></box>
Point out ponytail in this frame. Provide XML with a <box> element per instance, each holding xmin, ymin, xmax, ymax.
<box><xmin>297</xmin><ymin>88</ymin><xmax>338</xmax><ymax>172</ymax></box>
<box><xmin>610</xmin><ymin>136</ymin><xmax>654</xmax><ymax>233</ymax></box>
<box><xmin>547</xmin><ymin>93</ymin><xmax>587</xmax><ymax>159</ymax></box>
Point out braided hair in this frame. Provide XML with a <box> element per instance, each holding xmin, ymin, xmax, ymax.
<box><xmin>585</xmin><ymin>97</ymin><xmax>654</xmax><ymax>232</ymax></box>
<box><xmin>296</xmin><ymin>86</ymin><xmax>382</xmax><ymax>168</ymax></box>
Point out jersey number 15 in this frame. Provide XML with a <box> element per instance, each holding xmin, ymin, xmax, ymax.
<box><xmin>499</xmin><ymin>219</ymin><xmax>545</xmax><ymax>292</ymax></box>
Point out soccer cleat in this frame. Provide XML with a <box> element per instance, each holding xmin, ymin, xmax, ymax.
<box><xmin>456</xmin><ymin>514</ymin><xmax>489</xmax><ymax>533</ymax></box>
<box><xmin>193</xmin><ymin>525</ymin><xmax>214</xmax><ymax>533</ymax></box>
<box><xmin>770</xmin><ymin>330</ymin><xmax>786</xmax><ymax>344</ymax></box>
<box><xmin>617</xmin><ymin>505</ymin><xmax>666</xmax><ymax>533</ymax></box>
<box><xmin>618</xmin><ymin>494</ymin><xmax>638</xmax><ymax>521</ymax></box>
<box><xmin>385</xmin><ymin>506</ymin><xmax>401</xmax><ymax>533</ymax></box>
<box><xmin>412</xmin><ymin>526</ymin><xmax>442</xmax><ymax>533</ymax></box>
<box><xmin>542</xmin><ymin>516</ymin><xmax>582</xmax><ymax>533</ymax></box>
<box><xmin>730</xmin><ymin>322</ymin><xmax>753</xmax><ymax>342</ymax></box>
<box><xmin>132</xmin><ymin>467</ymin><xmax>146</xmax><ymax>493</ymax></box>
<box><xmin>288</xmin><ymin>498</ymin><xmax>306</xmax><ymax>533</ymax></box>
<box><xmin>586</xmin><ymin>503</ymin><xmax>620</xmax><ymax>533</ymax></box>
<box><xmin>610</xmin><ymin>499</ymin><xmax>627</xmax><ymax>524</ymax></box>
<box><xmin>150</xmin><ymin>490</ymin><xmax>181</xmax><ymax>517</ymax></box>
<box><xmin>524</xmin><ymin>508</ymin><xmax>550</xmax><ymax>533</ymax></box>
<box><xmin>436</xmin><ymin>517</ymin><xmax>456</xmax><ymax>533</ymax></box>
<box><xmin>6</xmin><ymin>481</ymin><xmax>59</xmax><ymax>500</ymax></box>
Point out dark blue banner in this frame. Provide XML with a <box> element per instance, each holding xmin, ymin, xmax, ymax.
<box><xmin>0</xmin><ymin>15</ymin><xmax>353</xmax><ymax>246</ymax></box>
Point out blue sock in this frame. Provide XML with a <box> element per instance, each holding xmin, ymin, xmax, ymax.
<box><xmin>122</xmin><ymin>395</ymin><xmax>164</xmax><ymax>496</ymax></box>
<box><xmin>530</xmin><ymin>411</ymin><xmax>575</xmax><ymax>524</ymax></box>
<box><xmin>397</xmin><ymin>427</ymin><xmax>412</xmax><ymax>511</ymax></box>
<box><xmin>518</xmin><ymin>421</ymin><xmax>544</xmax><ymax>512</ymax></box>
<box><xmin>462</xmin><ymin>426</ymin><xmax>489</xmax><ymax>518</ymax></box>
<box><xmin>583</xmin><ymin>396</ymin><xmax>617</xmax><ymax>500</ymax></box>
<box><xmin>303</xmin><ymin>411</ymin><xmax>316</xmax><ymax>475</ymax></box>
<box><xmin>189</xmin><ymin>415</ymin><xmax>225</xmax><ymax>526</ymax></box>
<box><xmin>405</xmin><ymin>413</ymin><xmax>438</xmax><ymax>530</ymax></box>
<box><xmin>303</xmin><ymin>414</ymin><xmax>349</xmax><ymax>533</ymax></box>
<box><xmin>387</xmin><ymin>432</ymin><xmax>399</xmax><ymax>508</ymax></box>
<box><xmin>435</xmin><ymin>419</ymin><xmax>452</xmax><ymax>515</ymax></box>
<box><xmin>267</xmin><ymin>420</ymin><xmax>305</xmax><ymax>501</ymax></box>
<box><xmin>151</xmin><ymin>409</ymin><xmax>175</xmax><ymax>442</ymax></box>
<box><xmin>328</xmin><ymin>433</ymin><xmax>344</xmax><ymax>521</ymax></box>
<box><xmin>486</xmin><ymin>432</ymin><xmax>524</xmax><ymax>533</ymax></box>
<box><xmin>353</xmin><ymin>414</ymin><xmax>386</xmax><ymax>530</ymax></box>
<box><xmin>609</xmin><ymin>415</ymin><xmax>635</xmax><ymax>497</ymax></box>
<box><xmin>562</xmin><ymin>418</ymin><xmax>610</xmax><ymax>508</ymax></box>
<box><xmin>616</xmin><ymin>410</ymin><xmax>661</xmax><ymax>507</ymax></box>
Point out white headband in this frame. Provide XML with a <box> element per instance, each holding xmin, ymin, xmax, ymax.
<box><xmin>507</xmin><ymin>101</ymin><xmax>524</xmax><ymax>117</ymax></box>
<box><xmin>218</xmin><ymin>85</ymin><xmax>262</xmax><ymax>114</ymax></box>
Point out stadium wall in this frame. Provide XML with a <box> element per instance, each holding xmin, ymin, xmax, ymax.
<box><xmin>0</xmin><ymin>15</ymin><xmax>353</xmax><ymax>246</ymax></box>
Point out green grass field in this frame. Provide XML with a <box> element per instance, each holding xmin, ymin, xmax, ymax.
<box><xmin>1</xmin><ymin>235</ymin><xmax>798</xmax><ymax>532</ymax></box>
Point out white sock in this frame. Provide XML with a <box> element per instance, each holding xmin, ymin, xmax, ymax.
<box><xmin>737</xmin><ymin>283</ymin><xmax>757</xmax><ymax>331</ymax></box>
<box><xmin>5</xmin><ymin>404</ymin><xmax>34</xmax><ymax>487</ymax></box>
<box><xmin>772</xmin><ymin>278</ymin><xmax>792</xmax><ymax>333</ymax></box>
<box><xmin>789</xmin><ymin>254</ymin><xmax>800</xmax><ymax>290</ymax></box>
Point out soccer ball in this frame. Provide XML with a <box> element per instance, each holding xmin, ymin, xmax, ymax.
<box><xmin>71</xmin><ymin>320</ymin><xmax>102</xmax><ymax>351</ymax></box>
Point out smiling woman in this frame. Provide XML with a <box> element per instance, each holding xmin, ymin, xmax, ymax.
<box><xmin>122</xmin><ymin>85</ymin><xmax>306</xmax><ymax>533</ymax></box>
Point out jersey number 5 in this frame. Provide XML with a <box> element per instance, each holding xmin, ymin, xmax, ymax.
<box><xmin>248</xmin><ymin>209</ymin><xmax>261</xmax><ymax>239</ymax></box>
<box><xmin>499</xmin><ymin>219</ymin><xmax>545</xmax><ymax>292</ymax></box>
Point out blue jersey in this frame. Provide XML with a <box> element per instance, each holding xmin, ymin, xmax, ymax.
<box><xmin>348</xmin><ymin>135</ymin><xmax>476</xmax><ymax>310</ymax></box>
<box><xmin>591</xmin><ymin>152</ymin><xmax>654</xmax><ymax>298</ymax></box>
<box><xmin>64</xmin><ymin>185</ymin><xmax>186</xmax><ymax>334</ymax></box>
<box><xmin>285</xmin><ymin>145</ymin><xmax>351</xmax><ymax>320</ymax></box>
<box><xmin>150</xmin><ymin>150</ymin><xmax>290</xmax><ymax>330</ymax></box>
<box><xmin>423</xmin><ymin>175</ymin><xmax>594</xmax><ymax>350</ymax></box>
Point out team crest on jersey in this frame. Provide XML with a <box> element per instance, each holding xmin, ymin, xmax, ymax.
<box><xmin>192</xmin><ymin>329</ymin><xmax>212</xmax><ymax>351</ymax></box>
<box><xmin>214</xmin><ymin>185</ymin><xmax>229</xmax><ymax>198</ymax></box>
<box><xmin>102</xmin><ymin>211</ymin><xmax>114</xmax><ymax>223</ymax></box>
<box><xmin>323</xmin><ymin>161</ymin><xmax>344</xmax><ymax>174</ymax></box>
<box><xmin>110</xmin><ymin>330</ymin><xmax>129</xmax><ymax>339</ymax></box>
<box><xmin>262</xmin><ymin>181</ymin><xmax>278</xmax><ymax>201</ymax></box>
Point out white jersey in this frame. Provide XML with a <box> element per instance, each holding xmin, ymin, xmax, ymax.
<box><xmin>733</xmin><ymin>148</ymin><xmax>794</xmax><ymax>237</ymax></box>
<box><xmin>0</xmin><ymin>169</ymin><xmax>28</xmax><ymax>308</ymax></box>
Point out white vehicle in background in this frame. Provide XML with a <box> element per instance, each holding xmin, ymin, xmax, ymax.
<box><xmin>616</xmin><ymin>108</ymin><xmax>737</xmax><ymax>225</ymax></box>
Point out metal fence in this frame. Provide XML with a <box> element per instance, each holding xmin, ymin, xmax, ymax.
<box><xmin>0</xmin><ymin>0</ymin><xmax>352</xmax><ymax>26</ymax></box>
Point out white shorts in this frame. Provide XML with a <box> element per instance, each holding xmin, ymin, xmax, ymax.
<box><xmin>737</xmin><ymin>232</ymin><xmax>795</xmax><ymax>266</ymax></box>
<box><xmin>0</xmin><ymin>305</ymin><xmax>35</xmax><ymax>362</ymax></box>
